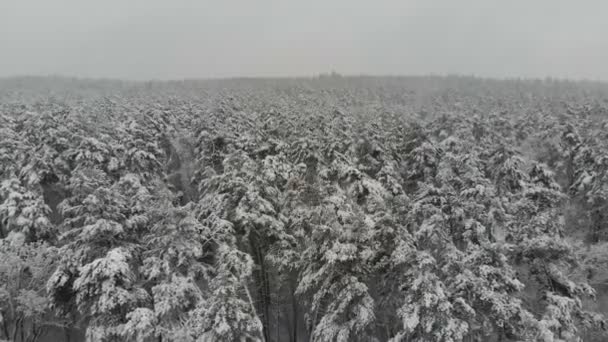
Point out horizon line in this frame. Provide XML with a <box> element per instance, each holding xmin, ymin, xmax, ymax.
<box><xmin>1</xmin><ymin>73</ymin><xmax>608</xmax><ymax>85</ymax></box>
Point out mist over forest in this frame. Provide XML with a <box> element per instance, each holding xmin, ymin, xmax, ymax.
<box><xmin>1</xmin><ymin>75</ymin><xmax>608</xmax><ymax>341</ymax></box>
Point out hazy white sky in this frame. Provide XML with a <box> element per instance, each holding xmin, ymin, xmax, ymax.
<box><xmin>1</xmin><ymin>0</ymin><xmax>607</xmax><ymax>80</ymax></box>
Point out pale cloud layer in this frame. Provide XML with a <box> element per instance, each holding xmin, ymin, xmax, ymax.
<box><xmin>1</xmin><ymin>0</ymin><xmax>607</xmax><ymax>80</ymax></box>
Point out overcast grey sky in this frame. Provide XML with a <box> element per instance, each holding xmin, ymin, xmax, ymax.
<box><xmin>1</xmin><ymin>0</ymin><xmax>607</xmax><ymax>80</ymax></box>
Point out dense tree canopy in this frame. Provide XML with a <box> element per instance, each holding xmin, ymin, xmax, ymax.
<box><xmin>1</xmin><ymin>75</ymin><xmax>608</xmax><ymax>341</ymax></box>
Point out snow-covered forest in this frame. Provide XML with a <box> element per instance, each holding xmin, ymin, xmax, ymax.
<box><xmin>2</xmin><ymin>75</ymin><xmax>608</xmax><ymax>342</ymax></box>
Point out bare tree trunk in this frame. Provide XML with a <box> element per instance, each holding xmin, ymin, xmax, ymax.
<box><xmin>275</xmin><ymin>298</ymin><xmax>280</xmax><ymax>342</ymax></box>
<box><xmin>1</xmin><ymin>315</ymin><xmax>10</xmax><ymax>341</ymax></box>
<box><xmin>28</xmin><ymin>323</ymin><xmax>44</xmax><ymax>342</ymax></box>
<box><xmin>260</xmin><ymin>258</ymin><xmax>271</xmax><ymax>342</ymax></box>
<box><xmin>64</xmin><ymin>326</ymin><xmax>71</xmax><ymax>342</ymax></box>
<box><xmin>12</xmin><ymin>316</ymin><xmax>23</xmax><ymax>342</ymax></box>
<box><xmin>20</xmin><ymin>318</ymin><xmax>25</xmax><ymax>342</ymax></box>
<box><xmin>250</xmin><ymin>234</ymin><xmax>271</xmax><ymax>342</ymax></box>
<box><xmin>289</xmin><ymin>274</ymin><xmax>299</xmax><ymax>342</ymax></box>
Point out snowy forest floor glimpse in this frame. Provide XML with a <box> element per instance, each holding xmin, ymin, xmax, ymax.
<box><xmin>2</xmin><ymin>75</ymin><xmax>608</xmax><ymax>342</ymax></box>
